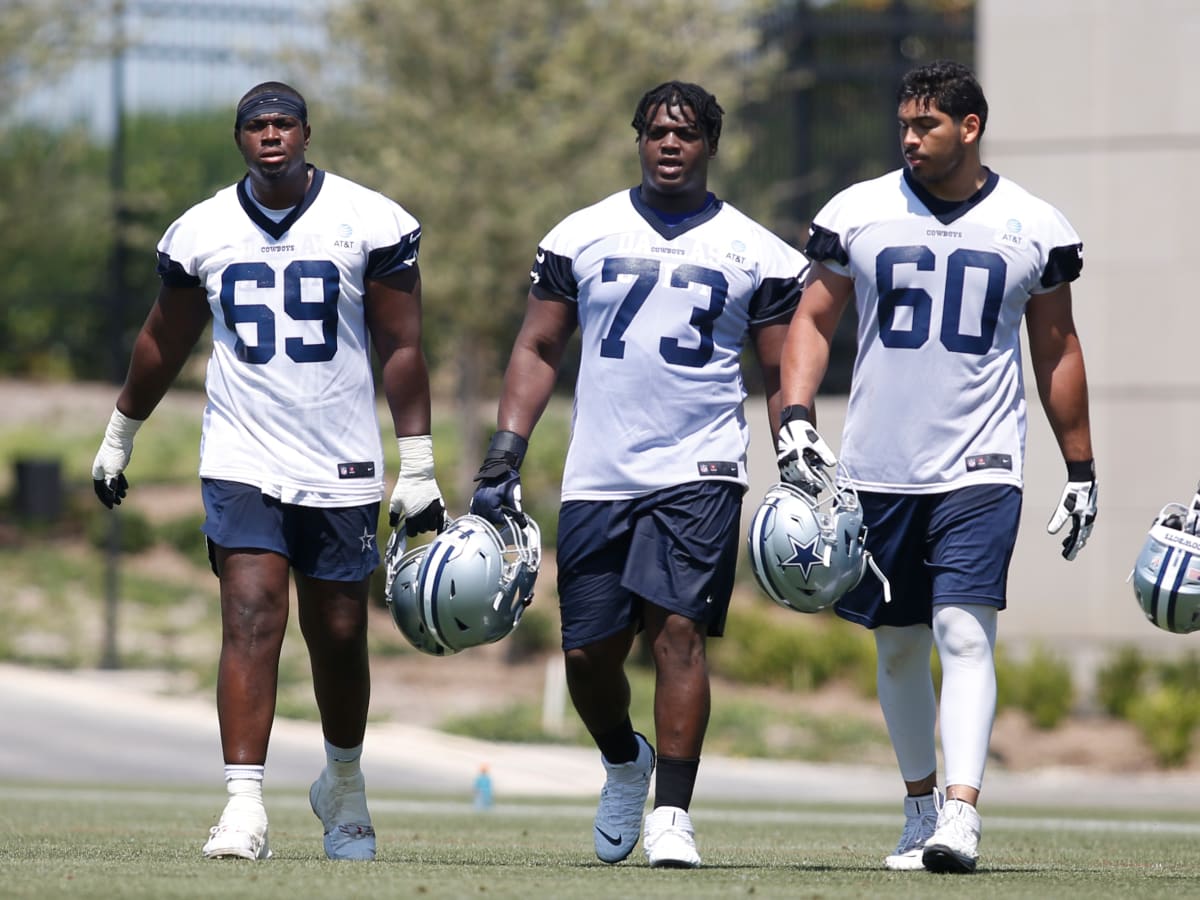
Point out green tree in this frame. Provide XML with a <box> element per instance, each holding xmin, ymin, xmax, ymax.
<box><xmin>318</xmin><ymin>0</ymin><xmax>783</xmax><ymax>495</ymax></box>
<box><xmin>0</xmin><ymin>110</ymin><xmax>242</xmax><ymax>379</ymax></box>
<box><xmin>0</xmin><ymin>0</ymin><xmax>95</xmax><ymax>117</ymax></box>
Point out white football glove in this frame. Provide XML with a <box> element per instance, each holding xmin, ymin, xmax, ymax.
<box><xmin>776</xmin><ymin>409</ymin><xmax>837</xmax><ymax>493</ymax></box>
<box><xmin>92</xmin><ymin>408</ymin><xmax>144</xmax><ymax>508</ymax></box>
<box><xmin>390</xmin><ymin>434</ymin><xmax>447</xmax><ymax>537</ymax></box>
<box><xmin>1047</xmin><ymin>462</ymin><xmax>1098</xmax><ymax>561</ymax></box>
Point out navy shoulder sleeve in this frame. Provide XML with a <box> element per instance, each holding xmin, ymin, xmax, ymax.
<box><xmin>156</xmin><ymin>251</ymin><xmax>202</xmax><ymax>288</ymax></box>
<box><xmin>1041</xmin><ymin>242</ymin><xmax>1083</xmax><ymax>288</ymax></box>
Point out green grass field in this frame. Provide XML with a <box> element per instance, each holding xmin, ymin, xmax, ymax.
<box><xmin>4</xmin><ymin>785</ymin><xmax>1200</xmax><ymax>899</ymax></box>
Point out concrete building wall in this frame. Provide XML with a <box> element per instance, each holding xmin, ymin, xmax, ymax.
<box><xmin>976</xmin><ymin>0</ymin><xmax>1200</xmax><ymax>673</ymax></box>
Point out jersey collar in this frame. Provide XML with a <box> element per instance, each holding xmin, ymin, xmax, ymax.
<box><xmin>902</xmin><ymin>167</ymin><xmax>998</xmax><ymax>226</ymax></box>
<box><xmin>237</xmin><ymin>165</ymin><xmax>326</xmax><ymax>240</ymax></box>
<box><xmin>628</xmin><ymin>187</ymin><xmax>723</xmax><ymax>240</ymax></box>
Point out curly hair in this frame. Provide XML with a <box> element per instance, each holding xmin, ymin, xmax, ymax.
<box><xmin>897</xmin><ymin>60</ymin><xmax>988</xmax><ymax>136</ymax></box>
<box><xmin>631</xmin><ymin>81</ymin><xmax>723</xmax><ymax>152</ymax></box>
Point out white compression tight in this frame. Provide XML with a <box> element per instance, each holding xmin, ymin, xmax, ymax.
<box><xmin>873</xmin><ymin>604</ymin><xmax>998</xmax><ymax>790</ymax></box>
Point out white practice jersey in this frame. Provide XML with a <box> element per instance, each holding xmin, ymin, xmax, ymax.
<box><xmin>532</xmin><ymin>188</ymin><xmax>806</xmax><ymax>500</ymax></box>
<box><xmin>807</xmin><ymin>168</ymin><xmax>1082</xmax><ymax>493</ymax></box>
<box><xmin>157</xmin><ymin>168</ymin><xmax>420</xmax><ymax>506</ymax></box>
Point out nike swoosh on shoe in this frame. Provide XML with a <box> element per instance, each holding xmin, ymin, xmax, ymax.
<box><xmin>595</xmin><ymin>827</ymin><xmax>622</xmax><ymax>846</ymax></box>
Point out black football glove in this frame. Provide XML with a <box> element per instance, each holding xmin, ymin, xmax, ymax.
<box><xmin>470</xmin><ymin>430</ymin><xmax>528</xmax><ymax>526</ymax></box>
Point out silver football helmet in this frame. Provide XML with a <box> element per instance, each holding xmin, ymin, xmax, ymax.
<box><xmin>747</xmin><ymin>471</ymin><xmax>890</xmax><ymax>614</ymax></box>
<box><xmin>416</xmin><ymin>512</ymin><xmax>541</xmax><ymax>652</ymax></box>
<box><xmin>1131</xmin><ymin>486</ymin><xmax>1200</xmax><ymax>634</ymax></box>
<box><xmin>383</xmin><ymin>531</ymin><xmax>456</xmax><ymax>656</ymax></box>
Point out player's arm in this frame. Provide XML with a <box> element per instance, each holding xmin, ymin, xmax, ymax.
<box><xmin>1026</xmin><ymin>282</ymin><xmax>1097</xmax><ymax>560</ymax></box>
<box><xmin>749</xmin><ymin>320</ymin><xmax>788</xmax><ymax>440</ymax></box>
<box><xmin>778</xmin><ymin>261</ymin><xmax>853</xmax><ymax>420</ymax></box>
<box><xmin>774</xmin><ymin>262</ymin><xmax>852</xmax><ymax>488</ymax></box>
<box><xmin>496</xmin><ymin>285</ymin><xmax>578</xmax><ymax>439</ymax></box>
<box><xmin>365</xmin><ymin>264</ymin><xmax>445</xmax><ymax>535</ymax></box>
<box><xmin>469</xmin><ymin>286</ymin><xmax>576</xmax><ymax>525</ymax></box>
<box><xmin>1025</xmin><ymin>282</ymin><xmax>1093</xmax><ymax>467</ymax></box>
<box><xmin>365</xmin><ymin>265</ymin><xmax>430</xmax><ymax>439</ymax></box>
<box><xmin>93</xmin><ymin>282</ymin><xmax>211</xmax><ymax>508</ymax></box>
<box><xmin>117</xmin><ymin>283</ymin><xmax>212</xmax><ymax>419</ymax></box>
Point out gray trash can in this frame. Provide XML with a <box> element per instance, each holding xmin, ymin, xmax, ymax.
<box><xmin>14</xmin><ymin>458</ymin><xmax>63</xmax><ymax>522</ymax></box>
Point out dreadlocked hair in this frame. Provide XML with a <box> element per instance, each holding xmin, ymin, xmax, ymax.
<box><xmin>631</xmin><ymin>81</ymin><xmax>723</xmax><ymax>152</ymax></box>
<box><xmin>897</xmin><ymin>60</ymin><xmax>988</xmax><ymax>136</ymax></box>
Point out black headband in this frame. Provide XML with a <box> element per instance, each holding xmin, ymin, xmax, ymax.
<box><xmin>235</xmin><ymin>94</ymin><xmax>307</xmax><ymax>129</ymax></box>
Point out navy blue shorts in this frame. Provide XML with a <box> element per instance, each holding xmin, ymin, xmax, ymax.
<box><xmin>555</xmin><ymin>481</ymin><xmax>743</xmax><ymax>651</ymax></box>
<box><xmin>835</xmin><ymin>484</ymin><xmax>1022</xmax><ymax>629</ymax></box>
<box><xmin>201</xmin><ymin>478</ymin><xmax>381</xmax><ymax>582</ymax></box>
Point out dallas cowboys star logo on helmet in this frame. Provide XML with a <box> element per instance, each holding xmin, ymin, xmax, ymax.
<box><xmin>781</xmin><ymin>532</ymin><xmax>823</xmax><ymax>580</ymax></box>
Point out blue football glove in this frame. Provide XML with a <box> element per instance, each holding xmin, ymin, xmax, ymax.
<box><xmin>470</xmin><ymin>430</ymin><xmax>528</xmax><ymax>526</ymax></box>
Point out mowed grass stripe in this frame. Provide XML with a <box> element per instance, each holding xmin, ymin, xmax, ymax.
<box><xmin>4</xmin><ymin>786</ymin><xmax>1200</xmax><ymax>899</ymax></box>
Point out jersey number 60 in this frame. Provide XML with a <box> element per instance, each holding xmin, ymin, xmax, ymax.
<box><xmin>876</xmin><ymin>246</ymin><xmax>1005</xmax><ymax>354</ymax></box>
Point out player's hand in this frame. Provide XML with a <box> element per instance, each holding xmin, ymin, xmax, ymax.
<box><xmin>390</xmin><ymin>434</ymin><xmax>447</xmax><ymax>537</ymax></box>
<box><xmin>470</xmin><ymin>430</ymin><xmax>528</xmax><ymax>526</ymax></box>
<box><xmin>776</xmin><ymin>406</ymin><xmax>836</xmax><ymax>493</ymax></box>
<box><xmin>1047</xmin><ymin>461</ymin><xmax>1097</xmax><ymax>561</ymax></box>
<box><xmin>92</xmin><ymin>408</ymin><xmax>144</xmax><ymax>509</ymax></box>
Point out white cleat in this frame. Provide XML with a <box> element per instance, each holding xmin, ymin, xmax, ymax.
<box><xmin>922</xmin><ymin>796</ymin><xmax>981</xmax><ymax>874</ymax></box>
<box><xmin>202</xmin><ymin>796</ymin><xmax>271</xmax><ymax>860</ymax></box>
<box><xmin>309</xmin><ymin>767</ymin><xmax>376</xmax><ymax>860</ymax></box>
<box><xmin>643</xmin><ymin>805</ymin><xmax>701</xmax><ymax>869</ymax></box>
<box><xmin>593</xmin><ymin>733</ymin><xmax>655</xmax><ymax>863</ymax></box>
<box><xmin>884</xmin><ymin>789</ymin><xmax>940</xmax><ymax>871</ymax></box>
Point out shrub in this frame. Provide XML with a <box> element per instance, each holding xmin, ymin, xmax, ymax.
<box><xmin>711</xmin><ymin>603</ymin><xmax>873</xmax><ymax>692</ymax></box>
<box><xmin>85</xmin><ymin>506</ymin><xmax>155</xmax><ymax>555</ymax></box>
<box><xmin>1130</xmin><ymin>686</ymin><xmax>1200</xmax><ymax>767</ymax></box>
<box><xmin>157</xmin><ymin>513</ymin><xmax>209</xmax><ymax>569</ymax></box>
<box><xmin>1095</xmin><ymin>645</ymin><xmax>1147</xmax><ymax>719</ymax></box>
<box><xmin>1011</xmin><ymin>644</ymin><xmax>1074</xmax><ymax>730</ymax></box>
<box><xmin>505</xmin><ymin>606</ymin><xmax>558</xmax><ymax>661</ymax></box>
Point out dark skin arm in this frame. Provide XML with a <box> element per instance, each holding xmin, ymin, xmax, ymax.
<box><xmin>751</xmin><ymin>318</ymin><xmax>790</xmax><ymax>441</ymax></box>
<box><xmin>363</xmin><ymin>264</ymin><xmax>432</xmax><ymax>438</ymax></box>
<box><xmin>116</xmin><ymin>283</ymin><xmax>212</xmax><ymax>419</ymax></box>
<box><xmin>495</xmin><ymin>284</ymin><xmax>579</xmax><ymax>439</ymax></box>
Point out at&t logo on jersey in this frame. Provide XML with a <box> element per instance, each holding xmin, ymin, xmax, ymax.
<box><xmin>998</xmin><ymin>218</ymin><xmax>1024</xmax><ymax>246</ymax></box>
<box><xmin>334</xmin><ymin>222</ymin><xmax>356</xmax><ymax>249</ymax></box>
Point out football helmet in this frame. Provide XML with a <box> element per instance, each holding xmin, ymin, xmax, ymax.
<box><xmin>1131</xmin><ymin>487</ymin><xmax>1200</xmax><ymax>635</ymax></box>
<box><xmin>416</xmin><ymin>512</ymin><xmax>541</xmax><ymax>652</ymax></box>
<box><xmin>747</xmin><ymin>471</ymin><xmax>890</xmax><ymax>614</ymax></box>
<box><xmin>383</xmin><ymin>531</ymin><xmax>455</xmax><ymax>656</ymax></box>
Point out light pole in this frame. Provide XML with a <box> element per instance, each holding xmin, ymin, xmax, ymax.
<box><xmin>101</xmin><ymin>0</ymin><xmax>128</xmax><ymax>670</ymax></box>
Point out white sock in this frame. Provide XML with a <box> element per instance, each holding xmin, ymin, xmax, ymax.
<box><xmin>874</xmin><ymin>625</ymin><xmax>938</xmax><ymax>783</ymax></box>
<box><xmin>224</xmin><ymin>764</ymin><xmax>264</xmax><ymax>804</ymax></box>
<box><xmin>325</xmin><ymin>739</ymin><xmax>363</xmax><ymax>779</ymax></box>
<box><xmin>933</xmin><ymin>604</ymin><xmax>997</xmax><ymax>791</ymax></box>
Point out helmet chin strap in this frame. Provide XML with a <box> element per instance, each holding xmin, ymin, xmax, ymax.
<box><xmin>864</xmin><ymin>551</ymin><xmax>892</xmax><ymax>605</ymax></box>
<box><xmin>1186</xmin><ymin>481</ymin><xmax>1200</xmax><ymax>536</ymax></box>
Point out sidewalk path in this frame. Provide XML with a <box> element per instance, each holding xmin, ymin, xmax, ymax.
<box><xmin>5</xmin><ymin>663</ymin><xmax>1198</xmax><ymax>812</ymax></box>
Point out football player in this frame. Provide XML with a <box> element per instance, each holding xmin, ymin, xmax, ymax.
<box><xmin>777</xmin><ymin>60</ymin><xmax>1097</xmax><ymax>874</ymax></box>
<box><xmin>470</xmin><ymin>81</ymin><xmax>806</xmax><ymax>868</ymax></box>
<box><xmin>90</xmin><ymin>82</ymin><xmax>447</xmax><ymax>861</ymax></box>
